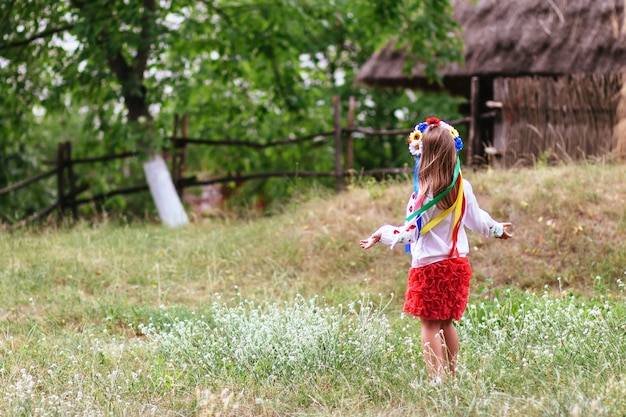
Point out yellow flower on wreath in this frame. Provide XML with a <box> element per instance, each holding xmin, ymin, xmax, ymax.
<box><xmin>408</xmin><ymin>130</ymin><xmax>422</xmax><ymax>143</ymax></box>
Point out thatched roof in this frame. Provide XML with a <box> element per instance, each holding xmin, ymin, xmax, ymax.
<box><xmin>357</xmin><ymin>0</ymin><xmax>626</xmax><ymax>89</ymax></box>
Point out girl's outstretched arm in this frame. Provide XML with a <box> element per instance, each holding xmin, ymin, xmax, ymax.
<box><xmin>463</xmin><ymin>180</ymin><xmax>513</xmax><ymax>239</ymax></box>
<box><xmin>360</xmin><ymin>223</ymin><xmax>418</xmax><ymax>250</ymax></box>
<box><xmin>496</xmin><ymin>222</ymin><xmax>513</xmax><ymax>239</ymax></box>
<box><xmin>360</xmin><ymin>232</ymin><xmax>381</xmax><ymax>250</ymax></box>
<box><xmin>360</xmin><ymin>192</ymin><xmax>420</xmax><ymax>250</ymax></box>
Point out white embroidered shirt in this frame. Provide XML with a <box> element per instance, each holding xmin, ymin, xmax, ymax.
<box><xmin>375</xmin><ymin>179</ymin><xmax>504</xmax><ymax>267</ymax></box>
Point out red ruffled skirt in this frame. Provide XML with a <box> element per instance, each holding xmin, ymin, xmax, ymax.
<box><xmin>403</xmin><ymin>257</ymin><xmax>472</xmax><ymax>321</ymax></box>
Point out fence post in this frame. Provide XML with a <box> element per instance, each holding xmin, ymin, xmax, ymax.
<box><xmin>346</xmin><ymin>96</ymin><xmax>356</xmax><ymax>172</ymax></box>
<box><xmin>172</xmin><ymin>114</ymin><xmax>180</xmax><ymax>196</ymax></box>
<box><xmin>468</xmin><ymin>76</ymin><xmax>480</xmax><ymax>167</ymax></box>
<box><xmin>56</xmin><ymin>142</ymin><xmax>67</xmax><ymax>220</ymax></box>
<box><xmin>65</xmin><ymin>142</ymin><xmax>78</xmax><ymax>221</ymax></box>
<box><xmin>180</xmin><ymin>114</ymin><xmax>188</xmax><ymax>192</ymax></box>
<box><xmin>171</xmin><ymin>114</ymin><xmax>188</xmax><ymax>198</ymax></box>
<box><xmin>332</xmin><ymin>96</ymin><xmax>343</xmax><ymax>191</ymax></box>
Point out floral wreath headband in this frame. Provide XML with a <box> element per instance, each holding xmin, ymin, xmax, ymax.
<box><xmin>407</xmin><ymin>117</ymin><xmax>463</xmax><ymax>157</ymax></box>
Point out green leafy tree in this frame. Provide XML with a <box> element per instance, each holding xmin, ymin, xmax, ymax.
<box><xmin>0</xmin><ymin>0</ymin><xmax>463</xmax><ymax>219</ymax></box>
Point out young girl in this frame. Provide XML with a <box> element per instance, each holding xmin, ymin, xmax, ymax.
<box><xmin>360</xmin><ymin>117</ymin><xmax>512</xmax><ymax>383</ymax></box>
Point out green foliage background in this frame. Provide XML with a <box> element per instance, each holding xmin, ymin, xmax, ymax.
<box><xmin>0</xmin><ymin>0</ymin><xmax>464</xmax><ymax>222</ymax></box>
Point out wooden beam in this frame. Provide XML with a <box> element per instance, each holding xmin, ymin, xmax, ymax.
<box><xmin>7</xmin><ymin>202</ymin><xmax>59</xmax><ymax>230</ymax></box>
<box><xmin>171</xmin><ymin>114</ymin><xmax>179</xmax><ymax>195</ymax></box>
<box><xmin>65</xmin><ymin>142</ymin><xmax>78</xmax><ymax>221</ymax></box>
<box><xmin>468</xmin><ymin>76</ymin><xmax>480</xmax><ymax>167</ymax></box>
<box><xmin>172</xmin><ymin>131</ymin><xmax>335</xmax><ymax>148</ymax></box>
<box><xmin>177</xmin><ymin>114</ymin><xmax>189</xmax><ymax>198</ymax></box>
<box><xmin>56</xmin><ymin>142</ymin><xmax>67</xmax><ymax>220</ymax></box>
<box><xmin>332</xmin><ymin>96</ymin><xmax>343</xmax><ymax>191</ymax></box>
<box><xmin>485</xmin><ymin>100</ymin><xmax>503</xmax><ymax>109</ymax></box>
<box><xmin>0</xmin><ymin>168</ymin><xmax>56</xmax><ymax>195</ymax></box>
<box><xmin>70</xmin><ymin>152</ymin><xmax>140</xmax><ymax>165</ymax></box>
<box><xmin>346</xmin><ymin>96</ymin><xmax>356</xmax><ymax>172</ymax></box>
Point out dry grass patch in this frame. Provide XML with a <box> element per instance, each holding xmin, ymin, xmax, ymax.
<box><xmin>1</xmin><ymin>162</ymin><xmax>624</xmax><ymax>322</ymax></box>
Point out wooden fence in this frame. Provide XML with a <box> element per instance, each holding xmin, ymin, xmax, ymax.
<box><xmin>0</xmin><ymin>96</ymin><xmax>469</xmax><ymax>228</ymax></box>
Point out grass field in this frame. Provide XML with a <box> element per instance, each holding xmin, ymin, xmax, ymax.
<box><xmin>0</xmin><ymin>162</ymin><xmax>625</xmax><ymax>416</ymax></box>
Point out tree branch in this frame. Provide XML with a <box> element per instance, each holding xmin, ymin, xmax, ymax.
<box><xmin>107</xmin><ymin>50</ymin><xmax>132</xmax><ymax>84</ymax></box>
<box><xmin>0</xmin><ymin>24</ymin><xmax>75</xmax><ymax>51</ymax></box>
<box><xmin>134</xmin><ymin>0</ymin><xmax>155</xmax><ymax>76</ymax></box>
<box><xmin>199</xmin><ymin>0</ymin><xmax>235</xmax><ymax>27</ymax></box>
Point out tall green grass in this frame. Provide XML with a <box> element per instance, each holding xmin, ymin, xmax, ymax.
<box><xmin>0</xmin><ymin>162</ymin><xmax>625</xmax><ymax>416</ymax></box>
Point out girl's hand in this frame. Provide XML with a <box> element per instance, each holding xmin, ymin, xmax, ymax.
<box><xmin>360</xmin><ymin>232</ymin><xmax>381</xmax><ymax>249</ymax></box>
<box><xmin>497</xmin><ymin>222</ymin><xmax>513</xmax><ymax>239</ymax></box>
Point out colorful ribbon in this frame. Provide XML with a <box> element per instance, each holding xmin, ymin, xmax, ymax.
<box><xmin>405</xmin><ymin>156</ymin><xmax>465</xmax><ymax>256</ymax></box>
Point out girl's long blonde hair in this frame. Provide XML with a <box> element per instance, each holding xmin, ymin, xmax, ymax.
<box><xmin>417</xmin><ymin>126</ymin><xmax>459</xmax><ymax>210</ymax></box>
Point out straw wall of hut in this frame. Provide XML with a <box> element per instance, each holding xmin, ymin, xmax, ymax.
<box><xmin>356</xmin><ymin>0</ymin><xmax>626</xmax><ymax>165</ymax></box>
<box><xmin>613</xmin><ymin>75</ymin><xmax>626</xmax><ymax>159</ymax></box>
<box><xmin>495</xmin><ymin>74</ymin><xmax>622</xmax><ymax>166</ymax></box>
